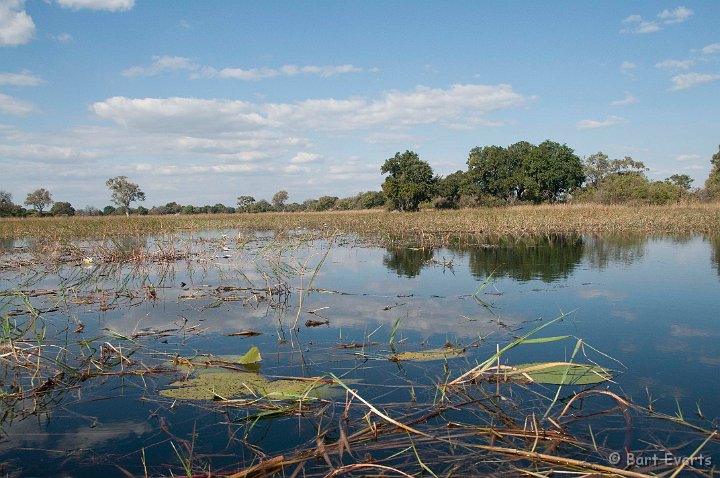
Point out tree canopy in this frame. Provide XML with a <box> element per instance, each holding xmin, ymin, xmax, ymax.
<box><xmin>24</xmin><ymin>188</ymin><xmax>53</xmax><ymax>212</ymax></box>
<box><xmin>381</xmin><ymin>150</ymin><xmax>437</xmax><ymax>211</ymax></box>
<box><xmin>106</xmin><ymin>176</ymin><xmax>146</xmax><ymax>216</ymax></box>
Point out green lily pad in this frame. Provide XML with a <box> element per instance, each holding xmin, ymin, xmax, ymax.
<box><xmin>161</xmin><ymin>354</ymin><xmax>341</xmax><ymax>401</ymax></box>
<box><xmin>503</xmin><ymin>362</ymin><xmax>613</xmax><ymax>385</ymax></box>
<box><xmin>389</xmin><ymin>346</ymin><xmax>466</xmax><ymax>362</ymax></box>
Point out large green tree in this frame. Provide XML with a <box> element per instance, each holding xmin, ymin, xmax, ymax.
<box><xmin>105</xmin><ymin>176</ymin><xmax>146</xmax><ymax>216</ymax></box>
<box><xmin>522</xmin><ymin>140</ymin><xmax>585</xmax><ymax>202</ymax></box>
<box><xmin>24</xmin><ymin>188</ymin><xmax>52</xmax><ymax>212</ymax></box>
<box><xmin>381</xmin><ymin>150</ymin><xmax>436</xmax><ymax>211</ymax></box>
<box><xmin>467</xmin><ymin>145</ymin><xmax>521</xmax><ymax>200</ymax></box>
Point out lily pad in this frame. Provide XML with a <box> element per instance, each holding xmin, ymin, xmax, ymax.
<box><xmin>160</xmin><ymin>362</ymin><xmax>340</xmax><ymax>401</ymax></box>
<box><xmin>389</xmin><ymin>346</ymin><xmax>466</xmax><ymax>362</ymax></box>
<box><xmin>502</xmin><ymin>362</ymin><xmax>613</xmax><ymax>385</ymax></box>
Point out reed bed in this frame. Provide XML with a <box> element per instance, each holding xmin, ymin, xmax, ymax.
<box><xmin>2</xmin><ymin>203</ymin><xmax>720</xmax><ymax>247</ymax></box>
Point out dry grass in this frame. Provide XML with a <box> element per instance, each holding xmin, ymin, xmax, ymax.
<box><xmin>1</xmin><ymin>203</ymin><xmax>719</xmax><ymax>247</ymax></box>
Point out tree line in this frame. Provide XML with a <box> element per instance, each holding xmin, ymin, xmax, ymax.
<box><xmin>2</xmin><ymin>143</ymin><xmax>719</xmax><ymax>217</ymax></box>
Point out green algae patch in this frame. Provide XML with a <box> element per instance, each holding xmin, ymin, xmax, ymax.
<box><xmin>389</xmin><ymin>346</ymin><xmax>466</xmax><ymax>362</ymax></box>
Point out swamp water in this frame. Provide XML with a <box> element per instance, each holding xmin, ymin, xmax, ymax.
<box><xmin>0</xmin><ymin>232</ymin><xmax>719</xmax><ymax>477</ymax></box>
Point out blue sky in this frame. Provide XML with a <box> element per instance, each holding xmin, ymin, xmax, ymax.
<box><xmin>1</xmin><ymin>1</ymin><xmax>719</xmax><ymax>208</ymax></box>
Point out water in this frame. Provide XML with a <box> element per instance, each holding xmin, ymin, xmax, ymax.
<box><xmin>0</xmin><ymin>232</ymin><xmax>718</xmax><ymax>476</ymax></box>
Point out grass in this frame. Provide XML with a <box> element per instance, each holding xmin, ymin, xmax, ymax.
<box><xmin>2</xmin><ymin>203</ymin><xmax>720</xmax><ymax>247</ymax></box>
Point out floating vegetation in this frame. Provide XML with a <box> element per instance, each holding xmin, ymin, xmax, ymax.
<box><xmin>389</xmin><ymin>346</ymin><xmax>466</xmax><ymax>362</ymax></box>
<box><xmin>482</xmin><ymin>361</ymin><xmax>614</xmax><ymax>385</ymax></box>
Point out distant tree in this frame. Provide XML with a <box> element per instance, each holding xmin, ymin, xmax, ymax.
<box><xmin>24</xmin><ymin>188</ymin><xmax>53</xmax><ymax>212</ymax></box>
<box><xmin>358</xmin><ymin>191</ymin><xmax>386</xmax><ymax>209</ymax></box>
<box><xmin>237</xmin><ymin>195</ymin><xmax>256</xmax><ymax>212</ymax></box>
<box><xmin>0</xmin><ymin>190</ymin><xmax>16</xmax><ymax>217</ymax></box>
<box><xmin>583</xmin><ymin>152</ymin><xmax>646</xmax><ymax>188</ymax></box>
<box><xmin>249</xmin><ymin>199</ymin><xmax>272</xmax><ymax>213</ymax></box>
<box><xmin>381</xmin><ymin>150</ymin><xmax>437</xmax><ymax>211</ymax></box>
<box><xmin>312</xmin><ymin>196</ymin><xmax>338</xmax><ymax>211</ymax></box>
<box><xmin>522</xmin><ymin>140</ymin><xmax>584</xmax><ymax>202</ymax></box>
<box><xmin>76</xmin><ymin>206</ymin><xmax>102</xmax><ymax>216</ymax></box>
<box><xmin>50</xmin><ymin>201</ymin><xmax>75</xmax><ymax>216</ymax></box>
<box><xmin>271</xmin><ymin>190</ymin><xmax>289</xmax><ymax>211</ymax></box>
<box><xmin>705</xmin><ymin>145</ymin><xmax>720</xmax><ymax>198</ymax></box>
<box><xmin>665</xmin><ymin>174</ymin><xmax>693</xmax><ymax>191</ymax></box>
<box><xmin>105</xmin><ymin>176</ymin><xmax>145</xmax><ymax>216</ymax></box>
<box><xmin>102</xmin><ymin>205</ymin><xmax>116</xmax><ymax>216</ymax></box>
<box><xmin>467</xmin><ymin>142</ymin><xmax>530</xmax><ymax>202</ymax></box>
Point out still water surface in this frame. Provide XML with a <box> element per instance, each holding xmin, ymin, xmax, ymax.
<box><xmin>0</xmin><ymin>233</ymin><xmax>718</xmax><ymax>476</ymax></box>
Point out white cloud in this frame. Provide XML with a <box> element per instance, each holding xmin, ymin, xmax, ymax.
<box><xmin>676</xmin><ymin>154</ymin><xmax>701</xmax><ymax>162</ymax></box>
<box><xmin>91</xmin><ymin>96</ymin><xmax>270</xmax><ymax>134</ymax></box>
<box><xmin>655</xmin><ymin>59</ymin><xmax>694</xmax><ymax>70</ymax></box>
<box><xmin>621</xmin><ymin>15</ymin><xmax>660</xmax><ymax>34</ymax></box>
<box><xmin>198</xmin><ymin>63</ymin><xmax>364</xmax><ymax>81</ymax></box>
<box><xmin>123</xmin><ymin>56</ymin><xmax>198</xmax><ymax>77</ymax></box>
<box><xmin>0</xmin><ymin>93</ymin><xmax>34</xmax><ymax>115</ymax></box>
<box><xmin>0</xmin><ymin>70</ymin><xmax>42</xmax><ymax>86</ymax></box>
<box><xmin>621</xmin><ymin>6</ymin><xmax>693</xmax><ymax>33</ymax></box>
<box><xmin>670</xmin><ymin>72</ymin><xmax>720</xmax><ymax>90</ymax></box>
<box><xmin>702</xmin><ymin>43</ymin><xmax>720</xmax><ymax>55</ymax></box>
<box><xmin>0</xmin><ymin>143</ymin><xmax>104</xmax><ymax>162</ymax></box>
<box><xmin>55</xmin><ymin>0</ymin><xmax>134</xmax><ymax>11</ymax></box>
<box><xmin>576</xmin><ymin>115</ymin><xmax>627</xmax><ymax>130</ymax></box>
<box><xmin>0</xmin><ymin>0</ymin><xmax>35</xmax><ymax>46</ymax></box>
<box><xmin>657</xmin><ymin>6</ymin><xmax>693</xmax><ymax>24</ymax></box>
<box><xmin>91</xmin><ymin>83</ymin><xmax>528</xmax><ymax>133</ymax></box>
<box><xmin>290</xmin><ymin>152</ymin><xmax>321</xmax><ymax>163</ymax></box>
<box><xmin>610</xmin><ymin>92</ymin><xmax>638</xmax><ymax>106</ymax></box>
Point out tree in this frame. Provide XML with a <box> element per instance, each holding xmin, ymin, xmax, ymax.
<box><xmin>665</xmin><ymin>174</ymin><xmax>693</xmax><ymax>191</ymax></box>
<box><xmin>583</xmin><ymin>152</ymin><xmax>646</xmax><ymax>188</ymax></box>
<box><xmin>105</xmin><ymin>176</ymin><xmax>145</xmax><ymax>216</ymax></box>
<box><xmin>24</xmin><ymin>188</ymin><xmax>52</xmax><ymax>212</ymax></box>
<box><xmin>705</xmin><ymin>145</ymin><xmax>720</xmax><ymax>198</ymax></box>
<box><xmin>0</xmin><ymin>190</ymin><xmax>16</xmax><ymax>217</ymax></box>
<box><xmin>381</xmin><ymin>150</ymin><xmax>437</xmax><ymax>211</ymax></box>
<box><xmin>271</xmin><ymin>190</ymin><xmax>289</xmax><ymax>211</ymax></box>
<box><xmin>522</xmin><ymin>140</ymin><xmax>585</xmax><ymax>202</ymax></box>
<box><xmin>467</xmin><ymin>142</ymin><xmax>529</xmax><ymax>201</ymax></box>
<box><xmin>50</xmin><ymin>201</ymin><xmax>75</xmax><ymax>216</ymax></box>
<box><xmin>237</xmin><ymin>195</ymin><xmax>255</xmax><ymax>212</ymax></box>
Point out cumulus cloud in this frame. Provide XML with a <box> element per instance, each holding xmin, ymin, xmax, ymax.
<box><xmin>657</xmin><ymin>6</ymin><xmax>693</xmax><ymax>24</ymax></box>
<box><xmin>91</xmin><ymin>83</ymin><xmax>528</xmax><ymax>133</ymax></box>
<box><xmin>610</xmin><ymin>92</ymin><xmax>638</xmax><ymax>106</ymax></box>
<box><xmin>0</xmin><ymin>93</ymin><xmax>34</xmax><ymax>115</ymax></box>
<box><xmin>123</xmin><ymin>56</ymin><xmax>198</xmax><ymax>77</ymax></box>
<box><xmin>655</xmin><ymin>59</ymin><xmax>694</xmax><ymax>70</ymax></box>
<box><xmin>576</xmin><ymin>115</ymin><xmax>628</xmax><ymax>130</ymax></box>
<box><xmin>55</xmin><ymin>0</ymin><xmax>134</xmax><ymax>11</ymax></box>
<box><xmin>0</xmin><ymin>0</ymin><xmax>35</xmax><ymax>46</ymax></box>
<box><xmin>670</xmin><ymin>72</ymin><xmax>720</xmax><ymax>90</ymax></box>
<box><xmin>621</xmin><ymin>6</ymin><xmax>693</xmax><ymax>33</ymax></box>
<box><xmin>0</xmin><ymin>70</ymin><xmax>42</xmax><ymax>86</ymax></box>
